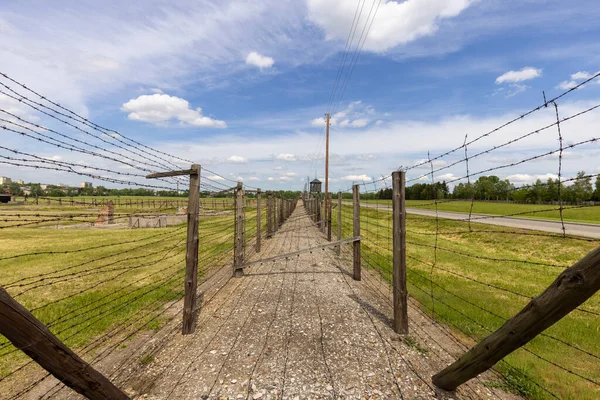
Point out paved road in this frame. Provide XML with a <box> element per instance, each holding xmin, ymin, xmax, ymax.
<box><xmin>348</xmin><ymin>202</ymin><xmax>600</xmax><ymax>239</ymax></box>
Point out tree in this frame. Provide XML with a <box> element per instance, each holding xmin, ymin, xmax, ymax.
<box><xmin>8</xmin><ymin>182</ymin><xmax>23</xmax><ymax>196</ymax></box>
<box><xmin>593</xmin><ymin>176</ymin><xmax>600</xmax><ymax>201</ymax></box>
<box><xmin>570</xmin><ymin>171</ymin><xmax>593</xmax><ymax>202</ymax></box>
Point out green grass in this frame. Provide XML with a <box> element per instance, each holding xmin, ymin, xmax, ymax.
<box><xmin>0</xmin><ymin>199</ymin><xmax>260</xmax><ymax>385</ymax></box>
<box><xmin>333</xmin><ymin>203</ymin><xmax>600</xmax><ymax>400</ymax></box>
<box><xmin>361</xmin><ymin>199</ymin><xmax>600</xmax><ymax>224</ymax></box>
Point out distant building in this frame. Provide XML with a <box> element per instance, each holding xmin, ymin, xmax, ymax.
<box><xmin>16</xmin><ymin>180</ymin><xmax>24</xmax><ymax>185</ymax></box>
<box><xmin>0</xmin><ymin>177</ymin><xmax>12</xmax><ymax>185</ymax></box>
<box><xmin>310</xmin><ymin>178</ymin><xmax>322</xmax><ymax>194</ymax></box>
<box><xmin>81</xmin><ymin>182</ymin><xmax>93</xmax><ymax>189</ymax></box>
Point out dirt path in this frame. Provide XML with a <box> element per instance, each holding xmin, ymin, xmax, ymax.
<box><xmin>96</xmin><ymin>202</ymin><xmax>515</xmax><ymax>399</ymax></box>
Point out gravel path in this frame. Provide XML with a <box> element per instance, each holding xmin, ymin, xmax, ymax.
<box><xmin>112</xmin><ymin>202</ymin><xmax>522</xmax><ymax>399</ymax></box>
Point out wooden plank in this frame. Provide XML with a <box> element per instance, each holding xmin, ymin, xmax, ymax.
<box><xmin>0</xmin><ymin>288</ymin><xmax>129</xmax><ymax>400</ymax></box>
<box><xmin>145</xmin><ymin>168</ymin><xmax>196</xmax><ymax>179</ymax></box>
<box><xmin>353</xmin><ymin>185</ymin><xmax>361</xmax><ymax>281</ymax></box>
<box><xmin>243</xmin><ymin>236</ymin><xmax>362</xmax><ymax>267</ymax></box>
<box><xmin>392</xmin><ymin>171</ymin><xmax>408</xmax><ymax>334</ymax></box>
<box><xmin>183</xmin><ymin>164</ymin><xmax>201</xmax><ymax>335</ymax></box>
<box><xmin>432</xmin><ymin>245</ymin><xmax>600</xmax><ymax>391</ymax></box>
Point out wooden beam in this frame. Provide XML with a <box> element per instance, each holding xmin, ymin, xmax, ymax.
<box><xmin>146</xmin><ymin>169</ymin><xmax>196</xmax><ymax>179</ymax></box>
<box><xmin>432</xmin><ymin>245</ymin><xmax>600</xmax><ymax>391</ymax></box>
<box><xmin>0</xmin><ymin>288</ymin><xmax>129</xmax><ymax>399</ymax></box>
<box><xmin>243</xmin><ymin>236</ymin><xmax>362</xmax><ymax>267</ymax></box>
<box><xmin>182</xmin><ymin>164</ymin><xmax>201</xmax><ymax>335</ymax></box>
<box><xmin>207</xmin><ymin>185</ymin><xmax>238</xmax><ymax>197</ymax></box>
<box><xmin>392</xmin><ymin>171</ymin><xmax>408</xmax><ymax>334</ymax></box>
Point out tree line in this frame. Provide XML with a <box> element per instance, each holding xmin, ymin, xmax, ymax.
<box><xmin>366</xmin><ymin>172</ymin><xmax>600</xmax><ymax>203</ymax></box>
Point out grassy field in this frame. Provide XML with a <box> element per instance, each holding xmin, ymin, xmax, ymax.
<box><xmin>333</xmin><ymin>204</ymin><xmax>600</xmax><ymax>400</ymax></box>
<box><xmin>0</xmin><ymin>199</ymin><xmax>264</xmax><ymax>388</ymax></box>
<box><xmin>361</xmin><ymin>199</ymin><xmax>600</xmax><ymax>224</ymax></box>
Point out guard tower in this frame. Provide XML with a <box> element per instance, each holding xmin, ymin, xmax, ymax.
<box><xmin>310</xmin><ymin>178</ymin><xmax>322</xmax><ymax>194</ymax></box>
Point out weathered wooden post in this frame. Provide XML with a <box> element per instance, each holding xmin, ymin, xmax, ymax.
<box><xmin>327</xmin><ymin>193</ymin><xmax>332</xmax><ymax>241</ymax></box>
<box><xmin>316</xmin><ymin>197</ymin><xmax>322</xmax><ymax>229</ymax></box>
<box><xmin>256</xmin><ymin>189</ymin><xmax>262</xmax><ymax>253</ymax></box>
<box><xmin>432</xmin><ymin>246</ymin><xmax>600</xmax><ymax>391</ymax></box>
<box><xmin>274</xmin><ymin>195</ymin><xmax>279</xmax><ymax>232</ymax></box>
<box><xmin>234</xmin><ymin>182</ymin><xmax>244</xmax><ymax>277</ymax></box>
<box><xmin>279</xmin><ymin>197</ymin><xmax>284</xmax><ymax>226</ymax></box>
<box><xmin>0</xmin><ymin>289</ymin><xmax>129</xmax><ymax>399</ymax></box>
<box><xmin>352</xmin><ymin>185</ymin><xmax>361</xmax><ymax>281</ymax></box>
<box><xmin>146</xmin><ymin>164</ymin><xmax>201</xmax><ymax>335</ymax></box>
<box><xmin>267</xmin><ymin>192</ymin><xmax>273</xmax><ymax>238</ymax></box>
<box><xmin>392</xmin><ymin>171</ymin><xmax>408</xmax><ymax>334</ymax></box>
<box><xmin>337</xmin><ymin>192</ymin><xmax>342</xmax><ymax>255</ymax></box>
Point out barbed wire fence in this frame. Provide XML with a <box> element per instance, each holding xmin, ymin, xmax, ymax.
<box><xmin>0</xmin><ymin>72</ymin><xmax>276</xmax><ymax>398</ymax></box>
<box><xmin>328</xmin><ymin>73</ymin><xmax>600</xmax><ymax>399</ymax></box>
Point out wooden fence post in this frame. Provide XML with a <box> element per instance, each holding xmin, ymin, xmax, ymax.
<box><xmin>279</xmin><ymin>197</ymin><xmax>284</xmax><ymax>226</ymax></box>
<box><xmin>352</xmin><ymin>185</ymin><xmax>361</xmax><ymax>281</ymax></box>
<box><xmin>337</xmin><ymin>192</ymin><xmax>342</xmax><ymax>255</ymax></box>
<box><xmin>432</xmin><ymin>246</ymin><xmax>600</xmax><ymax>391</ymax></box>
<box><xmin>317</xmin><ymin>197</ymin><xmax>322</xmax><ymax>229</ymax></box>
<box><xmin>327</xmin><ymin>193</ymin><xmax>332</xmax><ymax>241</ymax></box>
<box><xmin>0</xmin><ymin>288</ymin><xmax>129</xmax><ymax>399</ymax></box>
<box><xmin>234</xmin><ymin>182</ymin><xmax>244</xmax><ymax>277</ymax></box>
<box><xmin>256</xmin><ymin>189</ymin><xmax>262</xmax><ymax>253</ymax></box>
<box><xmin>145</xmin><ymin>165</ymin><xmax>201</xmax><ymax>335</ymax></box>
<box><xmin>183</xmin><ymin>165</ymin><xmax>201</xmax><ymax>334</ymax></box>
<box><xmin>267</xmin><ymin>192</ymin><xmax>273</xmax><ymax>238</ymax></box>
<box><xmin>392</xmin><ymin>171</ymin><xmax>408</xmax><ymax>334</ymax></box>
<box><xmin>274</xmin><ymin>195</ymin><xmax>279</xmax><ymax>232</ymax></box>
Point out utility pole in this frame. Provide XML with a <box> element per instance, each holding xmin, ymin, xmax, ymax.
<box><xmin>324</xmin><ymin>112</ymin><xmax>330</xmax><ymax>233</ymax></box>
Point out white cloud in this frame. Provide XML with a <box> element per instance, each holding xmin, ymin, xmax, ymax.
<box><xmin>356</xmin><ymin>154</ymin><xmax>376</xmax><ymax>161</ymax></box>
<box><xmin>413</xmin><ymin>159</ymin><xmax>447</xmax><ymax>169</ymax></box>
<box><xmin>42</xmin><ymin>155</ymin><xmax>63</xmax><ymax>161</ymax></box>
<box><xmin>285</xmin><ymin>172</ymin><xmax>297</xmax><ymax>176</ymax></box>
<box><xmin>121</xmin><ymin>94</ymin><xmax>226</xmax><ymax>128</ymax></box>
<box><xmin>235</xmin><ymin>176</ymin><xmax>244</xmax><ymax>181</ymax></box>
<box><xmin>207</xmin><ymin>175</ymin><xmax>225</xmax><ymax>181</ymax></box>
<box><xmin>247</xmin><ymin>177</ymin><xmax>260</xmax><ymax>181</ymax></box>
<box><xmin>495</xmin><ymin>67</ymin><xmax>542</xmax><ymax>84</ymax></box>
<box><xmin>227</xmin><ymin>155</ymin><xmax>247</xmax><ymax>163</ymax></box>
<box><xmin>275</xmin><ymin>153</ymin><xmax>297</xmax><ymax>162</ymax></box>
<box><xmin>556</xmin><ymin>80</ymin><xmax>578</xmax><ymax>90</ymax></box>
<box><xmin>311</xmin><ymin>101</ymin><xmax>373</xmax><ymax>128</ymax></box>
<box><xmin>570</xmin><ymin>71</ymin><xmax>600</xmax><ymax>81</ymax></box>
<box><xmin>506</xmin><ymin>173</ymin><xmax>559</xmax><ymax>184</ymax></box>
<box><xmin>245</xmin><ymin>51</ymin><xmax>274</xmax><ymax>69</ymax></box>
<box><xmin>311</xmin><ymin>117</ymin><xmax>330</xmax><ymax>127</ymax></box>
<box><xmin>435</xmin><ymin>173</ymin><xmax>458</xmax><ymax>182</ymax></box>
<box><xmin>341</xmin><ymin>175</ymin><xmax>371</xmax><ymax>182</ymax></box>
<box><xmin>267</xmin><ymin>177</ymin><xmax>275</xmax><ymax>181</ymax></box>
<box><xmin>307</xmin><ymin>0</ymin><xmax>474</xmax><ymax>53</ymax></box>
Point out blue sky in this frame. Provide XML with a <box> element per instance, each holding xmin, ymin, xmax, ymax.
<box><xmin>1</xmin><ymin>0</ymin><xmax>600</xmax><ymax>192</ymax></box>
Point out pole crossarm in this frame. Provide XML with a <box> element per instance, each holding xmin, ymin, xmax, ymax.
<box><xmin>242</xmin><ymin>236</ymin><xmax>362</xmax><ymax>267</ymax></box>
